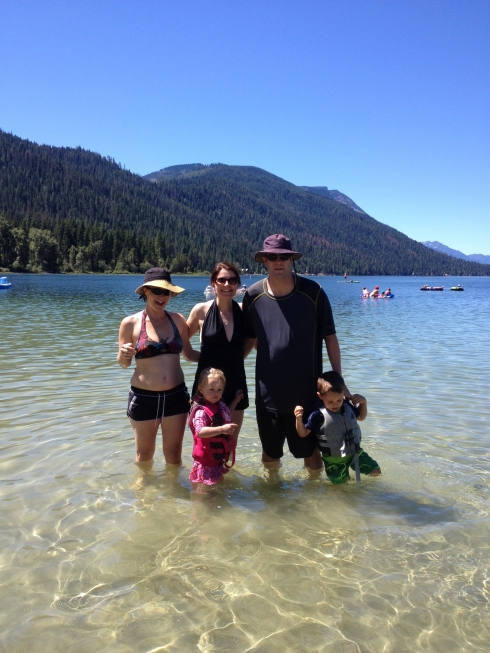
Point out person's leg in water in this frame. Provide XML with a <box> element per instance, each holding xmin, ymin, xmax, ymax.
<box><xmin>257</xmin><ymin>406</ymin><xmax>284</xmax><ymax>470</ymax></box>
<box><xmin>161</xmin><ymin>412</ymin><xmax>187</xmax><ymax>465</ymax></box>
<box><xmin>130</xmin><ymin>418</ymin><xmax>158</xmax><ymax>467</ymax></box>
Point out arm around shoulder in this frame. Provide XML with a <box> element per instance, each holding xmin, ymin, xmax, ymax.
<box><xmin>174</xmin><ymin>312</ymin><xmax>200</xmax><ymax>363</ymax></box>
<box><xmin>186</xmin><ymin>301</ymin><xmax>209</xmax><ymax>338</ymax></box>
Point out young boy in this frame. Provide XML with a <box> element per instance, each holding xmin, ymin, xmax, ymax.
<box><xmin>294</xmin><ymin>371</ymin><xmax>381</xmax><ymax>484</ymax></box>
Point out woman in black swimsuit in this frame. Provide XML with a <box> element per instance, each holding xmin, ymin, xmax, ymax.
<box><xmin>187</xmin><ymin>262</ymin><xmax>250</xmax><ymax>441</ymax></box>
<box><xmin>118</xmin><ymin>268</ymin><xmax>199</xmax><ymax>466</ymax></box>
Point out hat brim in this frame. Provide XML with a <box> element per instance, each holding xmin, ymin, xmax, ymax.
<box><xmin>254</xmin><ymin>250</ymin><xmax>302</xmax><ymax>262</ymax></box>
<box><xmin>135</xmin><ymin>280</ymin><xmax>185</xmax><ymax>296</ymax></box>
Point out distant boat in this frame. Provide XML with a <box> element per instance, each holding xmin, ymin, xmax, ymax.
<box><xmin>450</xmin><ymin>286</ymin><xmax>464</xmax><ymax>291</ymax></box>
<box><xmin>0</xmin><ymin>276</ymin><xmax>12</xmax><ymax>289</ymax></box>
<box><xmin>420</xmin><ymin>285</ymin><xmax>444</xmax><ymax>291</ymax></box>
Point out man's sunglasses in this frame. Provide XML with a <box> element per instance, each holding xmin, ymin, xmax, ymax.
<box><xmin>147</xmin><ymin>286</ymin><xmax>171</xmax><ymax>296</ymax></box>
<box><xmin>215</xmin><ymin>277</ymin><xmax>239</xmax><ymax>285</ymax></box>
<box><xmin>265</xmin><ymin>254</ymin><xmax>292</xmax><ymax>261</ymax></box>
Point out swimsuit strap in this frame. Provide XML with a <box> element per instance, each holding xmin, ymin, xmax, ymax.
<box><xmin>135</xmin><ymin>311</ymin><xmax>149</xmax><ymax>351</ymax></box>
<box><xmin>140</xmin><ymin>310</ymin><xmax>181</xmax><ymax>341</ymax></box>
<box><xmin>164</xmin><ymin>311</ymin><xmax>182</xmax><ymax>343</ymax></box>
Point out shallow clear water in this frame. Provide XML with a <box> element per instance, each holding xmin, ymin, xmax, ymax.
<box><xmin>1</xmin><ymin>273</ymin><xmax>489</xmax><ymax>652</ymax></box>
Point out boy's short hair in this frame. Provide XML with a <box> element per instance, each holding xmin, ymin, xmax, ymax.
<box><xmin>317</xmin><ymin>371</ymin><xmax>345</xmax><ymax>395</ymax></box>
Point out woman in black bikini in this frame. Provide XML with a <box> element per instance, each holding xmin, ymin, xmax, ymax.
<box><xmin>118</xmin><ymin>268</ymin><xmax>199</xmax><ymax>466</ymax></box>
<box><xmin>187</xmin><ymin>262</ymin><xmax>251</xmax><ymax>442</ymax></box>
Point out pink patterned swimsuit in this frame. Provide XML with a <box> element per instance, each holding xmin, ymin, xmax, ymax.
<box><xmin>188</xmin><ymin>400</ymin><xmax>236</xmax><ymax>485</ymax></box>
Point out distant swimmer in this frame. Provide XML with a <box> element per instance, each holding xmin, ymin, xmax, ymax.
<box><xmin>369</xmin><ymin>285</ymin><xmax>380</xmax><ymax>298</ymax></box>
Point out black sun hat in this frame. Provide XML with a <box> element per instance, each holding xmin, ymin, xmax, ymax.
<box><xmin>135</xmin><ymin>268</ymin><xmax>185</xmax><ymax>296</ymax></box>
<box><xmin>254</xmin><ymin>234</ymin><xmax>302</xmax><ymax>262</ymax></box>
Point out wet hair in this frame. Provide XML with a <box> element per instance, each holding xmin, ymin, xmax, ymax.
<box><xmin>192</xmin><ymin>367</ymin><xmax>227</xmax><ymax>402</ymax></box>
<box><xmin>317</xmin><ymin>370</ymin><xmax>345</xmax><ymax>395</ymax></box>
<box><xmin>210</xmin><ymin>262</ymin><xmax>241</xmax><ymax>286</ymax></box>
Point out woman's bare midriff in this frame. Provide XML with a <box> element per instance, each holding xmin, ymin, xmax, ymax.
<box><xmin>130</xmin><ymin>355</ymin><xmax>185</xmax><ymax>391</ymax></box>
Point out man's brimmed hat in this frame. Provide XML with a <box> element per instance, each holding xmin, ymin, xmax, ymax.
<box><xmin>254</xmin><ymin>234</ymin><xmax>302</xmax><ymax>262</ymax></box>
<box><xmin>135</xmin><ymin>268</ymin><xmax>185</xmax><ymax>296</ymax></box>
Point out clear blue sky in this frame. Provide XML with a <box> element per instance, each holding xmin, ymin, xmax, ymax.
<box><xmin>1</xmin><ymin>0</ymin><xmax>489</xmax><ymax>254</ymax></box>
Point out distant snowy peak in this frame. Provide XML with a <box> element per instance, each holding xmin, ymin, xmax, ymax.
<box><xmin>422</xmin><ymin>241</ymin><xmax>490</xmax><ymax>264</ymax></box>
<box><xmin>301</xmin><ymin>186</ymin><xmax>366</xmax><ymax>214</ymax></box>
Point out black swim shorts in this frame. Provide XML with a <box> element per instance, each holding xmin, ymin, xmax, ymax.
<box><xmin>256</xmin><ymin>406</ymin><xmax>318</xmax><ymax>459</ymax></box>
<box><xmin>127</xmin><ymin>382</ymin><xmax>190</xmax><ymax>421</ymax></box>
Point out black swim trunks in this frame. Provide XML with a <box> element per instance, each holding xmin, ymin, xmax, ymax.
<box><xmin>127</xmin><ymin>382</ymin><xmax>190</xmax><ymax>421</ymax></box>
<box><xmin>256</xmin><ymin>406</ymin><xmax>318</xmax><ymax>459</ymax></box>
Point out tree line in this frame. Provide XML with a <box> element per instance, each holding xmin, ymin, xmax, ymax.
<box><xmin>1</xmin><ymin>129</ymin><xmax>489</xmax><ymax>276</ymax></box>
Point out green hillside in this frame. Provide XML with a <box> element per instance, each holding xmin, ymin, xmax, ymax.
<box><xmin>1</xmin><ymin>129</ymin><xmax>488</xmax><ymax>276</ymax></box>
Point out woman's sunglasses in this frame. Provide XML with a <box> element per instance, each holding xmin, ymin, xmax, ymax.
<box><xmin>265</xmin><ymin>254</ymin><xmax>292</xmax><ymax>261</ymax></box>
<box><xmin>215</xmin><ymin>277</ymin><xmax>239</xmax><ymax>286</ymax></box>
<box><xmin>147</xmin><ymin>286</ymin><xmax>171</xmax><ymax>296</ymax></box>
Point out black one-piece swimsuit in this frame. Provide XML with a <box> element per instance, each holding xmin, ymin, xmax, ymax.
<box><xmin>192</xmin><ymin>300</ymin><xmax>249</xmax><ymax>410</ymax></box>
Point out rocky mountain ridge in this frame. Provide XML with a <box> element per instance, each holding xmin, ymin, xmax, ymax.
<box><xmin>422</xmin><ymin>241</ymin><xmax>490</xmax><ymax>265</ymax></box>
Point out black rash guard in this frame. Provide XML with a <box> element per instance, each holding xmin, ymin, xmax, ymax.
<box><xmin>242</xmin><ymin>275</ymin><xmax>336</xmax><ymax>414</ymax></box>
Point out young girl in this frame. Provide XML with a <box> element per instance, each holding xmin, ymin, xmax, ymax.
<box><xmin>188</xmin><ymin>367</ymin><xmax>244</xmax><ymax>485</ymax></box>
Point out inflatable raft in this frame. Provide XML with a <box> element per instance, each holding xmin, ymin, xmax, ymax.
<box><xmin>361</xmin><ymin>293</ymin><xmax>394</xmax><ymax>299</ymax></box>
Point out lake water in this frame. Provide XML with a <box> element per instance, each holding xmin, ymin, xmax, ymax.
<box><xmin>1</xmin><ymin>273</ymin><xmax>489</xmax><ymax>652</ymax></box>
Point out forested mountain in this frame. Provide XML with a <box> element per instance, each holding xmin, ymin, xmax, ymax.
<box><xmin>1</xmin><ymin>129</ymin><xmax>489</xmax><ymax>276</ymax></box>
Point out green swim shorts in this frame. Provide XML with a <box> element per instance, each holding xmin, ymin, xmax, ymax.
<box><xmin>323</xmin><ymin>449</ymin><xmax>380</xmax><ymax>484</ymax></box>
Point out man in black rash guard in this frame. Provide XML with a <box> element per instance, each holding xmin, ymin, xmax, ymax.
<box><xmin>243</xmin><ymin>234</ymin><xmax>342</xmax><ymax>471</ymax></box>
